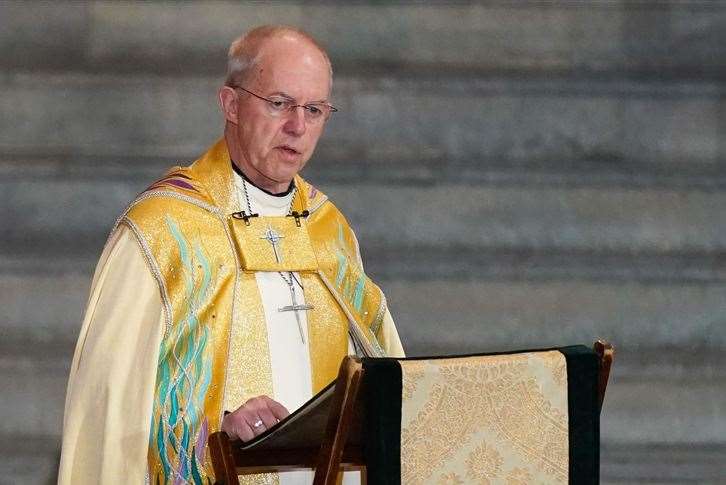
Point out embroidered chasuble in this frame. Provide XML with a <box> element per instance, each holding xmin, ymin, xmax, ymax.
<box><xmin>58</xmin><ymin>139</ymin><xmax>405</xmax><ymax>485</ymax></box>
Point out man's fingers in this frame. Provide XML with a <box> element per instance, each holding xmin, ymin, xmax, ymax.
<box><xmin>256</xmin><ymin>406</ymin><xmax>278</xmax><ymax>429</ymax></box>
<box><xmin>233</xmin><ymin>395</ymin><xmax>290</xmax><ymax>436</ymax></box>
<box><xmin>246</xmin><ymin>395</ymin><xmax>290</xmax><ymax>421</ymax></box>
<box><xmin>237</xmin><ymin>422</ymin><xmax>255</xmax><ymax>442</ymax></box>
<box><xmin>236</xmin><ymin>400</ymin><xmax>269</xmax><ymax>435</ymax></box>
<box><xmin>264</xmin><ymin>397</ymin><xmax>290</xmax><ymax>420</ymax></box>
<box><xmin>241</xmin><ymin>412</ymin><xmax>267</xmax><ymax>435</ymax></box>
<box><xmin>222</xmin><ymin>414</ymin><xmax>255</xmax><ymax>442</ymax></box>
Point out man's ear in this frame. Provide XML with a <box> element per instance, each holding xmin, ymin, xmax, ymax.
<box><xmin>219</xmin><ymin>86</ymin><xmax>239</xmax><ymax>124</ymax></box>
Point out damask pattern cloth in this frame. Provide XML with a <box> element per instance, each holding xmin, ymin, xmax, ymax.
<box><xmin>400</xmin><ymin>351</ymin><xmax>569</xmax><ymax>485</ymax></box>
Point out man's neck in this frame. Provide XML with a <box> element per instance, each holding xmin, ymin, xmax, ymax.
<box><xmin>231</xmin><ymin>160</ymin><xmax>294</xmax><ymax>197</ymax></box>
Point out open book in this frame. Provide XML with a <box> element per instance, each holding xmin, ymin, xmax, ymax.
<box><xmin>237</xmin><ymin>381</ymin><xmax>355</xmax><ymax>452</ymax></box>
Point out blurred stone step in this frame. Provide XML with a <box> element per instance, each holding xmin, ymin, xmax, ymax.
<box><xmin>0</xmin><ymin>438</ymin><xmax>722</xmax><ymax>485</ymax></box>
<box><xmin>383</xmin><ymin>279</ymin><xmax>726</xmax><ymax>353</ymax></box>
<box><xmin>4</xmin><ymin>151</ymin><xmax>726</xmax><ymax>192</ymax></box>
<box><xmin>603</xmin><ymin>373</ymin><xmax>726</xmax><ymax>445</ymax></box>
<box><xmin>0</xmin><ymin>435</ymin><xmax>59</xmax><ymax>485</ymax></box>
<box><xmin>0</xmin><ymin>348</ymin><xmax>69</xmax><ymax>439</ymax></box>
<box><xmin>1</xmin><ymin>73</ymin><xmax>725</xmax><ymax>165</ymax></box>
<box><xmin>3</xmin><ymin>177</ymin><xmax>725</xmax><ymax>255</ymax></box>
<box><xmin>2</xmin><ymin>2</ymin><xmax>725</xmax><ymax>77</ymax></box>
<box><xmin>3</xmin><ymin>257</ymin><xmax>726</xmax><ymax>354</ymax></box>
<box><xmin>601</xmin><ymin>443</ymin><xmax>726</xmax><ymax>484</ymax></box>
<box><xmin>364</xmin><ymin>247</ymin><xmax>726</xmax><ymax>285</ymax></box>
<box><xmin>5</xmin><ymin>244</ymin><xmax>725</xmax><ymax>285</ymax></box>
<box><xmin>0</xmin><ymin>260</ymin><xmax>92</xmax><ymax>347</ymax></box>
<box><xmin>331</xmin><ymin>184</ymin><xmax>726</xmax><ymax>255</ymax></box>
<box><xmin>0</xmin><ymin>341</ymin><xmax>722</xmax><ymax>445</ymax></box>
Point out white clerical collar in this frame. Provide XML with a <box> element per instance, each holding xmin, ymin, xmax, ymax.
<box><xmin>245</xmin><ymin>178</ymin><xmax>294</xmax><ymax>210</ymax></box>
<box><xmin>232</xmin><ymin>166</ymin><xmax>294</xmax><ymax>215</ymax></box>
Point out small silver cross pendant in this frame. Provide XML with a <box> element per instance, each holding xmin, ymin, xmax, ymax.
<box><xmin>260</xmin><ymin>225</ymin><xmax>284</xmax><ymax>263</ymax></box>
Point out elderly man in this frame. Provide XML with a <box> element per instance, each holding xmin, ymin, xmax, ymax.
<box><xmin>59</xmin><ymin>26</ymin><xmax>404</xmax><ymax>484</ymax></box>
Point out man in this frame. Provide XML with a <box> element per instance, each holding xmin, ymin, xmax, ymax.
<box><xmin>59</xmin><ymin>25</ymin><xmax>404</xmax><ymax>484</ymax></box>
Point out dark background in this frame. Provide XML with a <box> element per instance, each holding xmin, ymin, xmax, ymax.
<box><xmin>1</xmin><ymin>1</ymin><xmax>725</xmax><ymax>483</ymax></box>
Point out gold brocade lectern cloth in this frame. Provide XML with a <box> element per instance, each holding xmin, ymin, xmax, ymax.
<box><xmin>399</xmin><ymin>351</ymin><xmax>569</xmax><ymax>485</ymax></box>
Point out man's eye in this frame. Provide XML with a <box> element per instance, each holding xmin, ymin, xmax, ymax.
<box><xmin>270</xmin><ymin>100</ymin><xmax>287</xmax><ymax>110</ymax></box>
<box><xmin>307</xmin><ymin>105</ymin><xmax>322</xmax><ymax>115</ymax></box>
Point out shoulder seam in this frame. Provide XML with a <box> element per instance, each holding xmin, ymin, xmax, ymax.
<box><xmin>110</xmin><ymin>190</ymin><xmax>223</xmax><ymax>239</ymax></box>
<box><xmin>128</xmin><ymin>190</ymin><xmax>221</xmax><ymax>216</ymax></box>
<box><xmin>309</xmin><ymin>194</ymin><xmax>329</xmax><ymax>214</ymax></box>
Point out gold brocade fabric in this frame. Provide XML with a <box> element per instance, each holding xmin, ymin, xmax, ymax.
<box><xmin>225</xmin><ymin>272</ymin><xmax>279</xmax><ymax>485</ymax></box>
<box><xmin>400</xmin><ymin>351</ymin><xmax>569</xmax><ymax>485</ymax></box>
<box><xmin>120</xmin><ymin>138</ymin><xmax>390</xmax><ymax>484</ymax></box>
<box><xmin>301</xmin><ymin>274</ymin><xmax>350</xmax><ymax>392</ymax></box>
<box><xmin>123</xmin><ymin>197</ymin><xmax>235</xmax><ymax>483</ymax></box>
<box><xmin>228</xmin><ymin>215</ymin><xmax>318</xmax><ymax>272</ymax></box>
<box><xmin>223</xmin><ymin>272</ymin><xmax>274</xmax><ymax>412</ymax></box>
<box><xmin>304</xmin><ymin>201</ymin><xmax>387</xmax><ymax>357</ymax></box>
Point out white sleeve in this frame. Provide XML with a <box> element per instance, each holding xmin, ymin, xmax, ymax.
<box><xmin>58</xmin><ymin>224</ymin><xmax>164</xmax><ymax>484</ymax></box>
<box><xmin>381</xmin><ymin>306</ymin><xmax>405</xmax><ymax>358</ymax></box>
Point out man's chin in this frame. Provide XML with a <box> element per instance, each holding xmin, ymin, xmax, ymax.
<box><xmin>263</xmin><ymin>167</ymin><xmax>302</xmax><ymax>189</ymax></box>
<box><xmin>271</xmin><ymin>156</ymin><xmax>306</xmax><ymax>177</ymax></box>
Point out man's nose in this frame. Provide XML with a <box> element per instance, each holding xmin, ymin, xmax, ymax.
<box><xmin>283</xmin><ymin>107</ymin><xmax>307</xmax><ymax>136</ymax></box>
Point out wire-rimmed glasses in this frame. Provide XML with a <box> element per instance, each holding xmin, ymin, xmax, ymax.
<box><xmin>232</xmin><ymin>86</ymin><xmax>338</xmax><ymax>123</ymax></box>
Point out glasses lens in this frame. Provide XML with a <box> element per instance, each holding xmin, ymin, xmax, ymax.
<box><xmin>266</xmin><ymin>99</ymin><xmax>293</xmax><ymax>115</ymax></box>
<box><xmin>304</xmin><ymin>104</ymin><xmax>327</xmax><ymax>122</ymax></box>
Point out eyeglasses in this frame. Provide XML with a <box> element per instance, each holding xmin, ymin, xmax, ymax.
<box><xmin>232</xmin><ymin>86</ymin><xmax>338</xmax><ymax>123</ymax></box>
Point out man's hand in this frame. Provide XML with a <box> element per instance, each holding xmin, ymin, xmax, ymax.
<box><xmin>221</xmin><ymin>395</ymin><xmax>290</xmax><ymax>442</ymax></box>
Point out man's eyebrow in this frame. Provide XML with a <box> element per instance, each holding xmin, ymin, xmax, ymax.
<box><xmin>267</xmin><ymin>91</ymin><xmax>295</xmax><ymax>100</ymax></box>
<box><xmin>267</xmin><ymin>91</ymin><xmax>328</xmax><ymax>104</ymax></box>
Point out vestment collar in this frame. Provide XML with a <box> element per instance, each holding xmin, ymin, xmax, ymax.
<box><xmin>188</xmin><ymin>137</ymin><xmax>311</xmax><ymax>216</ymax></box>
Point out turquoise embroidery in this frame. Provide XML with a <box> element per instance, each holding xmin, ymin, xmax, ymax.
<box><xmin>149</xmin><ymin>216</ymin><xmax>214</xmax><ymax>484</ymax></box>
<box><xmin>352</xmin><ymin>274</ymin><xmax>366</xmax><ymax>312</ymax></box>
<box><xmin>329</xmin><ymin>219</ymin><xmax>387</xmax><ymax>355</ymax></box>
<box><xmin>333</xmin><ymin>221</ymin><xmax>368</xmax><ymax>314</ymax></box>
<box><xmin>335</xmin><ymin>251</ymin><xmax>347</xmax><ymax>287</ymax></box>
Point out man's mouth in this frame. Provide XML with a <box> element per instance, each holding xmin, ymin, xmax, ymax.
<box><xmin>277</xmin><ymin>145</ymin><xmax>301</xmax><ymax>155</ymax></box>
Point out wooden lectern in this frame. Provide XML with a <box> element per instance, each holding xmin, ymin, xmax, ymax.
<box><xmin>209</xmin><ymin>340</ymin><xmax>614</xmax><ymax>484</ymax></box>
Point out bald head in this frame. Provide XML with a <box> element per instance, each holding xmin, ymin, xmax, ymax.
<box><xmin>225</xmin><ymin>25</ymin><xmax>332</xmax><ymax>89</ymax></box>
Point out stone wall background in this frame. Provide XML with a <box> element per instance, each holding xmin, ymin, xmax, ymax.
<box><xmin>1</xmin><ymin>1</ymin><xmax>725</xmax><ymax>483</ymax></box>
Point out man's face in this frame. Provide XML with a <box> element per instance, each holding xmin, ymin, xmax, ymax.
<box><xmin>229</xmin><ymin>37</ymin><xmax>332</xmax><ymax>185</ymax></box>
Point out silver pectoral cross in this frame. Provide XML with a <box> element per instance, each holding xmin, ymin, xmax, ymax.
<box><xmin>260</xmin><ymin>225</ymin><xmax>285</xmax><ymax>263</ymax></box>
<box><xmin>278</xmin><ymin>272</ymin><xmax>313</xmax><ymax>344</ymax></box>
